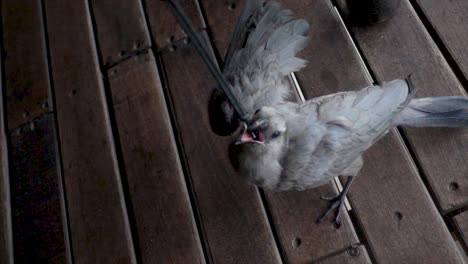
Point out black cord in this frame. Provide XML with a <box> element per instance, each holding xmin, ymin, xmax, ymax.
<box><xmin>164</xmin><ymin>0</ymin><xmax>251</xmax><ymax>122</ymax></box>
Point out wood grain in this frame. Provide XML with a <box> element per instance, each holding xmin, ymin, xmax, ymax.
<box><xmin>285</xmin><ymin>0</ymin><xmax>464</xmax><ymax>263</ymax></box>
<box><xmin>158</xmin><ymin>38</ymin><xmax>282</xmax><ymax>263</ymax></box>
<box><xmin>89</xmin><ymin>0</ymin><xmax>151</xmax><ymax>67</ymax></box>
<box><xmin>454</xmin><ymin>210</ymin><xmax>468</xmax><ymax>248</ymax></box>
<box><xmin>413</xmin><ymin>0</ymin><xmax>468</xmax><ymax>81</ymax></box>
<box><xmin>44</xmin><ymin>1</ymin><xmax>137</xmax><ymax>263</ymax></box>
<box><xmin>312</xmin><ymin>245</ymin><xmax>370</xmax><ymax>264</ymax></box>
<box><xmin>144</xmin><ymin>0</ymin><xmax>204</xmax><ymax>49</ymax></box>
<box><xmin>352</xmin><ymin>131</ymin><xmax>464</xmax><ymax>263</ymax></box>
<box><xmin>1</xmin><ymin>0</ymin><xmax>51</xmax><ymax>129</ymax></box>
<box><xmin>338</xmin><ymin>0</ymin><xmax>468</xmax><ymax>212</ymax></box>
<box><xmin>201</xmin><ymin>1</ymin><xmax>369</xmax><ymax>262</ymax></box>
<box><xmin>264</xmin><ymin>186</ymin><xmax>368</xmax><ymax>263</ymax></box>
<box><xmin>108</xmin><ymin>51</ymin><xmax>205</xmax><ymax>263</ymax></box>
<box><xmin>0</xmin><ymin>42</ymin><xmax>13</xmax><ymax>264</ymax></box>
<box><xmin>9</xmin><ymin>114</ymin><xmax>66</xmax><ymax>263</ymax></box>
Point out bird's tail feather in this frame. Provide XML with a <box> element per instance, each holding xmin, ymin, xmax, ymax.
<box><xmin>394</xmin><ymin>96</ymin><xmax>468</xmax><ymax>127</ymax></box>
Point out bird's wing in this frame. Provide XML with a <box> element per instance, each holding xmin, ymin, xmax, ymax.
<box><xmin>282</xmin><ymin>79</ymin><xmax>415</xmax><ymax>183</ymax></box>
<box><xmin>223</xmin><ymin>0</ymin><xmax>310</xmax><ymax>113</ymax></box>
<box><xmin>314</xmin><ymin>79</ymin><xmax>414</xmax><ymax>142</ymax></box>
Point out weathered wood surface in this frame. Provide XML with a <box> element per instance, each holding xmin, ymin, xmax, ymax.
<box><xmin>144</xmin><ymin>0</ymin><xmax>203</xmax><ymax>48</ymax></box>
<box><xmin>282</xmin><ymin>0</ymin><xmax>464</xmax><ymax>263</ymax></box>
<box><xmin>158</xmin><ymin>36</ymin><xmax>282</xmax><ymax>264</ymax></box>
<box><xmin>108</xmin><ymin>51</ymin><xmax>205</xmax><ymax>263</ymax></box>
<box><xmin>44</xmin><ymin>0</ymin><xmax>137</xmax><ymax>263</ymax></box>
<box><xmin>338</xmin><ymin>0</ymin><xmax>468</xmax><ymax>213</ymax></box>
<box><xmin>353</xmin><ymin>131</ymin><xmax>464</xmax><ymax>263</ymax></box>
<box><xmin>0</xmin><ymin>44</ymin><xmax>13</xmax><ymax>264</ymax></box>
<box><xmin>9</xmin><ymin>114</ymin><xmax>66</xmax><ymax>263</ymax></box>
<box><xmin>264</xmin><ymin>186</ymin><xmax>367</xmax><ymax>263</ymax></box>
<box><xmin>201</xmin><ymin>1</ymin><xmax>369</xmax><ymax>263</ymax></box>
<box><xmin>312</xmin><ymin>245</ymin><xmax>371</xmax><ymax>264</ymax></box>
<box><xmin>454</xmin><ymin>210</ymin><xmax>468</xmax><ymax>248</ymax></box>
<box><xmin>89</xmin><ymin>0</ymin><xmax>151</xmax><ymax>67</ymax></box>
<box><xmin>413</xmin><ymin>0</ymin><xmax>468</xmax><ymax>81</ymax></box>
<box><xmin>2</xmin><ymin>0</ymin><xmax>51</xmax><ymax>129</ymax></box>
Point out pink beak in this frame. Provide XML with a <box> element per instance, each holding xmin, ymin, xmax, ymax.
<box><xmin>235</xmin><ymin>124</ymin><xmax>265</xmax><ymax>145</ymax></box>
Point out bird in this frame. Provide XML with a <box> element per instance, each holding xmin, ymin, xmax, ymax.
<box><xmin>207</xmin><ymin>0</ymin><xmax>468</xmax><ymax>226</ymax></box>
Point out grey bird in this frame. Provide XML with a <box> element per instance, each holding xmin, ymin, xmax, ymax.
<box><xmin>209</xmin><ymin>0</ymin><xmax>468</xmax><ymax>225</ymax></box>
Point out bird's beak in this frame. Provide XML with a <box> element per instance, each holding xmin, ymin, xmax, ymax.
<box><xmin>235</xmin><ymin>123</ymin><xmax>265</xmax><ymax>145</ymax></box>
<box><xmin>247</xmin><ymin>118</ymin><xmax>268</xmax><ymax>131</ymax></box>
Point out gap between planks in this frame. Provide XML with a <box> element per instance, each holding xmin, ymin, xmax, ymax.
<box><xmin>138</xmin><ymin>0</ymin><xmax>215</xmax><ymax>262</ymax></box>
<box><xmin>40</xmin><ymin>0</ymin><xmax>73</xmax><ymax>261</ymax></box>
<box><xmin>408</xmin><ymin>0</ymin><xmax>468</xmax><ymax>95</ymax></box>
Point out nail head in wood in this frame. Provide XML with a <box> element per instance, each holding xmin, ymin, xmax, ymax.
<box><xmin>449</xmin><ymin>182</ymin><xmax>459</xmax><ymax>191</ymax></box>
<box><xmin>291</xmin><ymin>237</ymin><xmax>301</xmax><ymax>248</ymax></box>
<box><xmin>394</xmin><ymin>211</ymin><xmax>403</xmax><ymax>221</ymax></box>
<box><xmin>347</xmin><ymin>246</ymin><xmax>360</xmax><ymax>256</ymax></box>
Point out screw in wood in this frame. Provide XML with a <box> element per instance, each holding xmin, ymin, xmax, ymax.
<box><xmin>347</xmin><ymin>246</ymin><xmax>360</xmax><ymax>256</ymax></box>
<box><xmin>394</xmin><ymin>211</ymin><xmax>403</xmax><ymax>221</ymax></box>
<box><xmin>449</xmin><ymin>182</ymin><xmax>459</xmax><ymax>191</ymax></box>
<box><xmin>291</xmin><ymin>237</ymin><xmax>301</xmax><ymax>248</ymax></box>
<box><xmin>228</xmin><ymin>2</ymin><xmax>236</xmax><ymax>10</ymax></box>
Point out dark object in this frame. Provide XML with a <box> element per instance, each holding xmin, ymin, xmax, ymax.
<box><xmin>346</xmin><ymin>0</ymin><xmax>401</xmax><ymax>26</ymax></box>
<box><xmin>208</xmin><ymin>89</ymin><xmax>240</xmax><ymax>136</ymax></box>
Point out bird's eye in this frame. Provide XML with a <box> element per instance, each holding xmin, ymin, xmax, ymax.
<box><xmin>271</xmin><ymin>131</ymin><xmax>281</xmax><ymax>139</ymax></box>
<box><xmin>254</xmin><ymin>108</ymin><xmax>261</xmax><ymax>115</ymax></box>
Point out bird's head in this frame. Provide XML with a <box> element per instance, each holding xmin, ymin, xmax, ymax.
<box><xmin>235</xmin><ymin>106</ymin><xmax>287</xmax><ymax>148</ymax></box>
<box><xmin>229</xmin><ymin>106</ymin><xmax>288</xmax><ymax>188</ymax></box>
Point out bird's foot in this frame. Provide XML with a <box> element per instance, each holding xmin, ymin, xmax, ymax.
<box><xmin>316</xmin><ymin>194</ymin><xmax>346</xmax><ymax>227</ymax></box>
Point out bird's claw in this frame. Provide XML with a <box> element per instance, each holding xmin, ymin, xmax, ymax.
<box><xmin>317</xmin><ymin>194</ymin><xmax>345</xmax><ymax>227</ymax></box>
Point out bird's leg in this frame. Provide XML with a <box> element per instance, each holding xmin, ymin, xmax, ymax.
<box><xmin>317</xmin><ymin>176</ymin><xmax>355</xmax><ymax>227</ymax></box>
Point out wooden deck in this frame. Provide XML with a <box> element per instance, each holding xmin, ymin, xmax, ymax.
<box><xmin>0</xmin><ymin>0</ymin><xmax>467</xmax><ymax>263</ymax></box>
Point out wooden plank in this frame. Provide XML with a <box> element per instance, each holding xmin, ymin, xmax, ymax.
<box><xmin>44</xmin><ymin>1</ymin><xmax>137</xmax><ymax>263</ymax></box>
<box><xmin>413</xmin><ymin>0</ymin><xmax>468</xmax><ymax>81</ymax></box>
<box><xmin>284</xmin><ymin>0</ymin><xmax>465</xmax><ymax>263</ymax></box>
<box><xmin>147</xmin><ymin>1</ymin><xmax>281</xmax><ymax>262</ymax></box>
<box><xmin>312</xmin><ymin>245</ymin><xmax>370</xmax><ymax>264</ymax></box>
<box><xmin>2</xmin><ymin>0</ymin><xmax>51</xmax><ymax>129</ymax></box>
<box><xmin>352</xmin><ymin>131</ymin><xmax>464</xmax><ymax>263</ymax></box>
<box><xmin>0</xmin><ymin>43</ymin><xmax>13</xmax><ymax>264</ymax></box>
<box><xmin>9</xmin><ymin>114</ymin><xmax>66</xmax><ymax>263</ymax></box>
<box><xmin>144</xmin><ymin>0</ymin><xmax>203</xmax><ymax>49</ymax></box>
<box><xmin>264</xmin><ymin>186</ymin><xmax>368</xmax><ymax>263</ymax></box>
<box><xmin>454</xmin><ymin>210</ymin><xmax>468</xmax><ymax>247</ymax></box>
<box><xmin>89</xmin><ymin>0</ymin><xmax>151</xmax><ymax>67</ymax></box>
<box><xmin>200</xmin><ymin>1</ymin><xmax>370</xmax><ymax>262</ymax></box>
<box><xmin>338</xmin><ymin>0</ymin><xmax>468</xmax><ymax>212</ymax></box>
<box><xmin>107</xmin><ymin>51</ymin><xmax>205</xmax><ymax>263</ymax></box>
<box><xmin>158</xmin><ymin>38</ymin><xmax>282</xmax><ymax>263</ymax></box>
